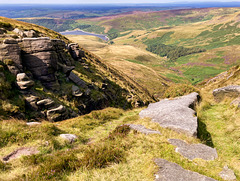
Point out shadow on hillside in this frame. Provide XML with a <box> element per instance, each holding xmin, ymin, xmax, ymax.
<box><xmin>197</xmin><ymin>119</ymin><xmax>214</xmax><ymax>148</ymax></box>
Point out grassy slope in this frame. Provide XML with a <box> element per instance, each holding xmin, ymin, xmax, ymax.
<box><xmin>69</xmin><ymin>7</ymin><xmax>240</xmax><ymax>89</ymax></box>
<box><xmin>0</xmin><ymin>16</ymin><xmax>70</xmax><ymax>43</ymax></box>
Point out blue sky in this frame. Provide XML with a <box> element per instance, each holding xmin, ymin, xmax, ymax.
<box><xmin>1</xmin><ymin>0</ymin><xmax>240</xmax><ymax>4</ymax></box>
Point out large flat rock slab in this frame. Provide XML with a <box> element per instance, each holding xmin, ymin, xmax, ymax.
<box><xmin>213</xmin><ymin>85</ymin><xmax>240</xmax><ymax>102</ymax></box>
<box><xmin>2</xmin><ymin>147</ymin><xmax>39</xmax><ymax>162</ymax></box>
<box><xmin>154</xmin><ymin>158</ymin><xmax>217</xmax><ymax>181</ymax></box>
<box><xmin>139</xmin><ymin>92</ymin><xmax>199</xmax><ymax>137</ymax></box>
<box><xmin>168</xmin><ymin>139</ymin><xmax>218</xmax><ymax>161</ymax></box>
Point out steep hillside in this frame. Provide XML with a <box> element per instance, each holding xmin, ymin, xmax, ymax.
<box><xmin>0</xmin><ymin>17</ymin><xmax>154</xmax><ymax>121</ymax></box>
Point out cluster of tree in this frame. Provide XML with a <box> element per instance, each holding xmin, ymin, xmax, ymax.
<box><xmin>0</xmin><ymin>22</ymin><xmax>13</xmax><ymax>30</ymax></box>
<box><xmin>19</xmin><ymin>19</ymin><xmax>76</xmax><ymax>32</ymax></box>
<box><xmin>147</xmin><ymin>43</ymin><xmax>206</xmax><ymax>61</ymax></box>
<box><xmin>107</xmin><ymin>32</ymin><xmax>119</xmax><ymax>40</ymax></box>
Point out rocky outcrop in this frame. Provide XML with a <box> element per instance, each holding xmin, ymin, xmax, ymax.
<box><xmin>46</xmin><ymin>105</ymin><xmax>69</xmax><ymax>122</ymax></box>
<box><xmin>213</xmin><ymin>85</ymin><xmax>240</xmax><ymax>102</ymax></box>
<box><xmin>16</xmin><ymin>73</ymin><xmax>34</xmax><ymax>90</ymax></box>
<box><xmin>127</xmin><ymin>124</ymin><xmax>161</xmax><ymax>135</ymax></box>
<box><xmin>168</xmin><ymin>139</ymin><xmax>218</xmax><ymax>161</ymax></box>
<box><xmin>36</xmin><ymin>98</ymin><xmax>55</xmax><ymax>109</ymax></box>
<box><xmin>20</xmin><ymin>38</ymin><xmax>65</xmax><ymax>89</ymax></box>
<box><xmin>68</xmin><ymin>43</ymin><xmax>85</xmax><ymax>61</ymax></box>
<box><xmin>0</xmin><ymin>39</ymin><xmax>22</xmax><ymax>75</ymax></box>
<box><xmin>139</xmin><ymin>92</ymin><xmax>199</xmax><ymax>137</ymax></box>
<box><xmin>154</xmin><ymin>158</ymin><xmax>216</xmax><ymax>181</ymax></box>
<box><xmin>13</xmin><ymin>28</ymin><xmax>37</xmax><ymax>38</ymax></box>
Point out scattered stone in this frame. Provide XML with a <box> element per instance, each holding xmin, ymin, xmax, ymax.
<box><xmin>127</xmin><ymin>124</ymin><xmax>161</xmax><ymax>135</ymax></box>
<box><xmin>68</xmin><ymin>71</ymin><xmax>87</xmax><ymax>88</ymax></box>
<box><xmin>154</xmin><ymin>158</ymin><xmax>217</xmax><ymax>181</ymax></box>
<box><xmin>2</xmin><ymin>147</ymin><xmax>39</xmax><ymax>162</ymax></box>
<box><xmin>36</xmin><ymin>98</ymin><xmax>55</xmax><ymax>108</ymax></box>
<box><xmin>72</xmin><ymin>85</ymin><xmax>83</xmax><ymax>97</ymax></box>
<box><xmin>26</xmin><ymin>122</ymin><xmax>41</xmax><ymax>126</ymax></box>
<box><xmin>60</xmin><ymin>134</ymin><xmax>77</xmax><ymax>143</ymax></box>
<box><xmin>213</xmin><ymin>85</ymin><xmax>240</xmax><ymax>102</ymax></box>
<box><xmin>139</xmin><ymin>92</ymin><xmax>199</xmax><ymax>137</ymax></box>
<box><xmin>168</xmin><ymin>139</ymin><xmax>218</xmax><ymax>161</ymax></box>
<box><xmin>219</xmin><ymin>166</ymin><xmax>236</xmax><ymax>181</ymax></box>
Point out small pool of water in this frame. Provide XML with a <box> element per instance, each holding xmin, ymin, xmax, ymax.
<box><xmin>60</xmin><ymin>30</ymin><xmax>109</xmax><ymax>41</ymax></box>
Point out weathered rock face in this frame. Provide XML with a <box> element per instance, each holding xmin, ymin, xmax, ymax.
<box><xmin>16</xmin><ymin>73</ymin><xmax>34</xmax><ymax>90</ymax></box>
<box><xmin>213</xmin><ymin>85</ymin><xmax>240</xmax><ymax>102</ymax></box>
<box><xmin>13</xmin><ymin>28</ymin><xmax>38</xmax><ymax>38</ymax></box>
<box><xmin>19</xmin><ymin>38</ymin><xmax>70</xmax><ymax>89</ymax></box>
<box><xmin>139</xmin><ymin>92</ymin><xmax>199</xmax><ymax>137</ymax></box>
<box><xmin>68</xmin><ymin>72</ymin><xmax>87</xmax><ymax>88</ymax></box>
<box><xmin>154</xmin><ymin>158</ymin><xmax>216</xmax><ymax>181</ymax></box>
<box><xmin>46</xmin><ymin>105</ymin><xmax>68</xmax><ymax>122</ymax></box>
<box><xmin>68</xmin><ymin>43</ymin><xmax>85</xmax><ymax>61</ymax></box>
<box><xmin>0</xmin><ymin>39</ymin><xmax>22</xmax><ymax>75</ymax></box>
<box><xmin>168</xmin><ymin>139</ymin><xmax>218</xmax><ymax>161</ymax></box>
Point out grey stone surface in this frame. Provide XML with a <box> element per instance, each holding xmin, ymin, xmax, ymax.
<box><xmin>154</xmin><ymin>158</ymin><xmax>217</xmax><ymax>181</ymax></box>
<box><xmin>46</xmin><ymin>105</ymin><xmax>68</xmax><ymax>122</ymax></box>
<box><xmin>213</xmin><ymin>85</ymin><xmax>240</xmax><ymax>102</ymax></box>
<box><xmin>168</xmin><ymin>139</ymin><xmax>218</xmax><ymax>160</ymax></box>
<box><xmin>25</xmin><ymin>95</ymin><xmax>39</xmax><ymax>110</ymax></box>
<box><xmin>68</xmin><ymin>71</ymin><xmax>87</xmax><ymax>88</ymax></box>
<box><xmin>17</xmin><ymin>80</ymin><xmax>34</xmax><ymax>90</ymax></box>
<box><xmin>127</xmin><ymin>124</ymin><xmax>161</xmax><ymax>135</ymax></box>
<box><xmin>0</xmin><ymin>40</ymin><xmax>22</xmax><ymax>75</ymax></box>
<box><xmin>60</xmin><ymin>134</ymin><xmax>77</xmax><ymax>143</ymax></box>
<box><xmin>16</xmin><ymin>73</ymin><xmax>29</xmax><ymax>81</ymax></box>
<box><xmin>219</xmin><ymin>166</ymin><xmax>236</xmax><ymax>180</ymax></box>
<box><xmin>37</xmin><ymin>98</ymin><xmax>55</xmax><ymax>108</ymax></box>
<box><xmin>72</xmin><ymin>85</ymin><xmax>83</xmax><ymax>97</ymax></box>
<box><xmin>2</xmin><ymin>147</ymin><xmax>39</xmax><ymax>162</ymax></box>
<box><xmin>231</xmin><ymin>97</ymin><xmax>240</xmax><ymax>108</ymax></box>
<box><xmin>26</xmin><ymin>122</ymin><xmax>41</xmax><ymax>126</ymax></box>
<box><xmin>139</xmin><ymin>92</ymin><xmax>199</xmax><ymax>137</ymax></box>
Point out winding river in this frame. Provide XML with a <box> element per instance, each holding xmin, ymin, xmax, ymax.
<box><xmin>60</xmin><ymin>30</ymin><xmax>109</xmax><ymax>41</ymax></box>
